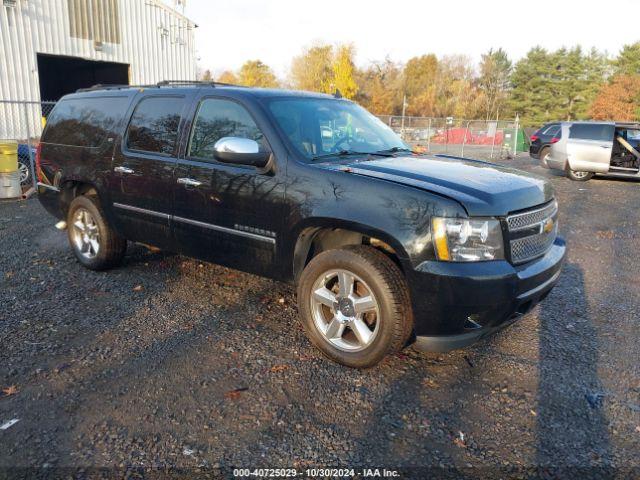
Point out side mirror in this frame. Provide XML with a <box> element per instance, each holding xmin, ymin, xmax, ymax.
<box><xmin>213</xmin><ymin>137</ymin><xmax>270</xmax><ymax>168</ymax></box>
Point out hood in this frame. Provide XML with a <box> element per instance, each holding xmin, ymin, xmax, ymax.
<box><xmin>320</xmin><ymin>155</ymin><xmax>554</xmax><ymax>216</ymax></box>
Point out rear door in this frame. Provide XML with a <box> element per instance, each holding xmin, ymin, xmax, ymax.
<box><xmin>172</xmin><ymin>95</ymin><xmax>286</xmax><ymax>278</ymax></box>
<box><xmin>567</xmin><ymin>123</ymin><xmax>614</xmax><ymax>173</ymax></box>
<box><xmin>108</xmin><ymin>94</ymin><xmax>191</xmax><ymax>249</ymax></box>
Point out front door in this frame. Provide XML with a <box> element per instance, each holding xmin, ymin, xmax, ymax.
<box><xmin>172</xmin><ymin>96</ymin><xmax>286</xmax><ymax>278</ymax></box>
<box><xmin>109</xmin><ymin>94</ymin><xmax>190</xmax><ymax>249</ymax></box>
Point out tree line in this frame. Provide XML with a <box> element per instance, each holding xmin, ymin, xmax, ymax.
<box><xmin>200</xmin><ymin>42</ymin><xmax>640</xmax><ymax>127</ymax></box>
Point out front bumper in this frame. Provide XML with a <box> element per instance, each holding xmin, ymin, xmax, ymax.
<box><xmin>407</xmin><ymin>236</ymin><xmax>566</xmax><ymax>352</ymax></box>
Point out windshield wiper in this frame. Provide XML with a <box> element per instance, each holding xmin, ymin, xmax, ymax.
<box><xmin>311</xmin><ymin>150</ymin><xmax>393</xmax><ymax>161</ymax></box>
<box><xmin>375</xmin><ymin>146</ymin><xmax>413</xmax><ymax>155</ymax></box>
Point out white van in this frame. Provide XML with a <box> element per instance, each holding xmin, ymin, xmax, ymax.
<box><xmin>545</xmin><ymin>121</ymin><xmax>640</xmax><ymax>181</ymax></box>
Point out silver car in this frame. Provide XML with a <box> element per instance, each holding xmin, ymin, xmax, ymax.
<box><xmin>545</xmin><ymin>121</ymin><xmax>640</xmax><ymax>181</ymax></box>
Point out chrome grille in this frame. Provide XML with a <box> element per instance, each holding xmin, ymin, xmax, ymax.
<box><xmin>507</xmin><ymin>200</ymin><xmax>558</xmax><ymax>264</ymax></box>
<box><xmin>507</xmin><ymin>201</ymin><xmax>558</xmax><ymax>231</ymax></box>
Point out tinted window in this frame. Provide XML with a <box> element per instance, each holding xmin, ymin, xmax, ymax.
<box><xmin>126</xmin><ymin>97</ymin><xmax>184</xmax><ymax>155</ymax></box>
<box><xmin>543</xmin><ymin>125</ymin><xmax>560</xmax><ymax>136</ymax></box>
<box><xmin>569</xmin><ymin>124</ymin><xmax>614</xmax><ymax>142</ymax></box>
<box><xmin>44</xmin><ymin>96</ymin><xmax>129</xmax><ymax>147</ymax></box>
<box><xmin>188</xmin><ymin>98</ymin><xmax>265</xmax><ymax>160</ymax></box>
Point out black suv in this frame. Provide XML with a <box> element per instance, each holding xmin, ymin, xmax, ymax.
<box><xmin>529</xmin><ymin>122</ymin><xmax>561</xmax><ymax>166</ymax></box>
<box><xmin>36</xmin><ymin>82</ymin><xmax>566</xmax><ymax>368</ymax></box>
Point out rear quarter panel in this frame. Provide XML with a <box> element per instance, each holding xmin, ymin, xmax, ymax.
<box><xmin>545</xmin><ymin>126</ymin><xmax>569</xmax><ymax>171</ymax></box>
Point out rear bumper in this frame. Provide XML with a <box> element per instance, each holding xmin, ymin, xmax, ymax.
<box><xmin>408</xmin><ymin>236</ymin><xmax>566</xmax><ymax>352</ymax></box>
<box><xmin>37</xmin><ymin>183</ymin><xmax>63</xmax><ymax>219</ymax></box>
<box><xmin>546</xmin><ymin>155</ymin><xmax>567</xmax><ymax>171</ymax></box>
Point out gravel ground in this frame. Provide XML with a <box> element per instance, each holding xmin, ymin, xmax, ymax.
<box><xmin>1</xmin><ymin>154</ymin><xmax>639</xmax><ymax>479</ymax></box>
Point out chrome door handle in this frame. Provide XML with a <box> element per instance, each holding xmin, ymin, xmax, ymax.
<box><xmin>114</xmin><ymin>166</ymin><xmax>134</xmax><ymax>174</ymax></box>
<box><xmin>177</xmin><ymin>177</ymin><xmax>202</xmax><ymax>187</ymax></box>
<box><xmin>600</xmin><ymin>145</ymin><xmax>610</xmax><ymax>149</ymax></box>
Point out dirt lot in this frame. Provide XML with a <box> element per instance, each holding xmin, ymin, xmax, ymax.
<box><xmin>1</xmin><ymin>155</ymin><xmax>639</xmax><ymax>478</ymax></box>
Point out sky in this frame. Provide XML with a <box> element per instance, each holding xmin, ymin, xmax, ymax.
<box><xmin>175</xmin><ymin>0</ymin><xmax>640</xmax><ymax>78</ymax></box>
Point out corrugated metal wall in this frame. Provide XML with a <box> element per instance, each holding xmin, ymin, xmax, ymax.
<box><xmin>0</xmin><ymin>0</ymin><xmax>197</xmax><ymax>139</ymax></box>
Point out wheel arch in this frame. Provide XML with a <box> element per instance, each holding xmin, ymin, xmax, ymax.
<box><xmin>291</xmin><ymin>219</ymin><xmax>410</xmax><ymax>284</ymax></box>
<box><xmin>59</xmin><ymin>180</ymin><xmax>101</xmax><ymax>217</ymax></box>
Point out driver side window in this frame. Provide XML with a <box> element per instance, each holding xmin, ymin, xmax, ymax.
<box><xmin>188</xmin><ymin>98</ymin><xmax>266</xmax><ymax>160</ymax></box>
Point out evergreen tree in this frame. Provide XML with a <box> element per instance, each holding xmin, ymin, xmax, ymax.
<box><xmin>614</xmin><ymin>42</ymin><xmax>640</xmax><ymax>75</ymax></box>
<box><xmin>478</xmin><ymin>48</ymin><xmax>512</xmax><ymax>120</ymax></box>
<box><xmin>510</xmin><ymin>46</ymin><xmax>607</xmax><ymax>126</ymax></box>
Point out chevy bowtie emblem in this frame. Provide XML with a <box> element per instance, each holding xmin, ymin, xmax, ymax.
<box><xmin>542</xmin><ymin>218</ymin><xmax>554</xmax><ymax>234</ymax></box>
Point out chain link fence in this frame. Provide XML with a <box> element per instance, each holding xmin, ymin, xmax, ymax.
<box><xmin>0</xmin><ymin>100</ymin><xmax>57</xmax><ymax>193</ymax></box>
<box><xmin>378</xmin><ymin>115</ymin><xmax>522</xmax><ymax>161</ymax></box>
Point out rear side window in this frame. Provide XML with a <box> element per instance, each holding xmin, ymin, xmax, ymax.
<box><xmin>126</xmin><ymin>96</ymin><xmax>184</xmax><ymax>155</ymax></box>
<box><xmin>569</xmin><ymin>124</ymin><xmax>614</xmax><ymax>142</ymax></box>
<box><xmin>187</xmin><ymin>98</ymin><xmax>265</xmax><ymax>160</ymax></box>
<box><xmin>44</xmin><ymin>96</ymin><xmax>129</xmax><ymax>147</ymax></box>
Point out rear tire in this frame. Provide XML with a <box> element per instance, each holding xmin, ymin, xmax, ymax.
<box><xmin>297</xmin><ymin>245</ymin><xmax>413</xmax><ymax>368</ymax></box>
<box><xmin>566</xmin><ymin>167</ymin><xmax>593</xmax><ymax>182</ymax></box>
<box><xmin>67</xmin><ymin>195</ymin><xmax>127</xmax><ymax>270</ymax></box>
<box><xmin>539</xmin><ymin>147</ymin><xmax>550</xmax><ymax>167</ymax></box>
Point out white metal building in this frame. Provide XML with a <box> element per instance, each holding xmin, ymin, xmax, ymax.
<box><xmin>0</xmin><ymin>0</ymin><xmax>197</xmax><ymax>138</ymax></box>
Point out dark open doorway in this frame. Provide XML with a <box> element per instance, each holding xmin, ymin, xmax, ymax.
<box><xmin>37</xmin><ymin>53</ymin><xmax>130</xmax><ymax>101</ymax></box>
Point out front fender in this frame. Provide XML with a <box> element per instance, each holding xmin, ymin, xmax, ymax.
<box><xmin>283</xmin><ymin>163</ymin><xmax>467</xmax><ymax>276</ymax></box>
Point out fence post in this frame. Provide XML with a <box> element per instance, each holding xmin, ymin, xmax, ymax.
<box><xmin>513</xmin><ymin>115</ymin><xmax>519</xmax><ymax>157</ymax></box>
<box><xmin>490</xmin><ymin>112</ymin><xmax>499</xmax><ymax>160</ymax></box>
<box><xmin>427</xmin><ymin>118</ymin><xmax>432</xmax><ymax>153</ymax></box>
<box><xmin>22</xmin><ymin>104</ymin><xmax>37</xmax><ymax>191</ymax></box>
<box><xmin>461</xmin><ymin>120</ymin><xmax>470</xmax><ymax>157</ymax></box>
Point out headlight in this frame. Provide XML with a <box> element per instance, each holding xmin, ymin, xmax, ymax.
<box><xmin>432</xmin><ymin>217</ymin><xmax>504</xmax><ymax>261</ymax></box>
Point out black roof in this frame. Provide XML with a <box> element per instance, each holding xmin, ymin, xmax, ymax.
<box><xmin>73</xmin><ymin>81</ymin><xmax>337</xmax><ymax>100</ymax></box>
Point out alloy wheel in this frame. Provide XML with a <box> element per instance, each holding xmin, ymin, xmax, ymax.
<box><xmin>70</xmin><ymin>208</ymin><xmax>100</xmax><ymax>259</ymax></box>
<box><xmin>310</xmin><ymin>269</ymin><xmax>380</xmax><ymax>352</ymax></box>
<box><xmin>572</xmin><ymin>170</ymin><xmax>591</xmax><ymax>179</ymax></box>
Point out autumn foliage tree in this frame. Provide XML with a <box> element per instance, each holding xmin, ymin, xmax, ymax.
<box><xmin>216</xmin><ymin>70</ymin><xmax>238</xmax><ymax>84</ymax></box>
<box><xmin>589</xmin><ymin>75</ymin><xmax>640</xmax><ymax>121</ymax></box>
<box><xmin>198</xmin><ymin>41</ymin><xmax>640</xmax><ymax>124</ymax></box>
<box><xmin>238</xmin><ymin>60</ymin><xmax>279</xmax><ymax>88</ymax></box>
<box><xmin>355</xmin><ymin>58</ymin><xmax>403</xmax><ymax>114</ymax></box>
<box><xmin>332</xmin><ymin>44</ymin><xmax>358</xmax><ymax>99</ymax></box>
<box><xmin>290</xmin><ymin>43</ymin><xmax>359</xmax><ymax>99</ymax></box>
<box><xmin>290</xmin><ymin>44</ymin><xmax>335</xmax><ymax>94</ymax></box>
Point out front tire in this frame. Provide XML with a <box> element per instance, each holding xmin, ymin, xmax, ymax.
<box><xmin>566</xmin><ymin>167</ymin><xmax>593</xmax><ymax>182</ymax></box>
<box><xmin>297</xmin><ymin>245</ymin><xmax>413</xmax><ymax>368</ymax></box>
<box><xmin>67</xmin><ymin>195</ymin><xmax>127</xmax><ymax>270</ymax></box>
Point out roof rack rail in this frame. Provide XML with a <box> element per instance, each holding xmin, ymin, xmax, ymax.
<box><xmin>76</xmin><ymin>80</ymin><xmax>248</xmax><ymax>94</ymax></box>
<box><xmin>76</xmin><ymin>83</ymin><xmax>157</xmax><ymax>93</ymax></box>
<box><xmin>157</xmin><ymin>80</ymin><xmax>247</xmax><ymax>88</ymax></box>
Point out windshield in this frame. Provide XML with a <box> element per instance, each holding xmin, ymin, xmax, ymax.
<box><xmin>267</xmin><ymin>98</ymin><xmax>408</xmax><ymax>160</ymax></box>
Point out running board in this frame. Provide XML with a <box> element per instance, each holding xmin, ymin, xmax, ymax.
<box><xmin>603</xmin><ymin>170</ymin><xmax>640</xmax><ymax>179</ymax></box>
<box><xmin>610</xmin><ymin>166</ymin><xmax>639</xmax><ymax>172</ymax></box>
